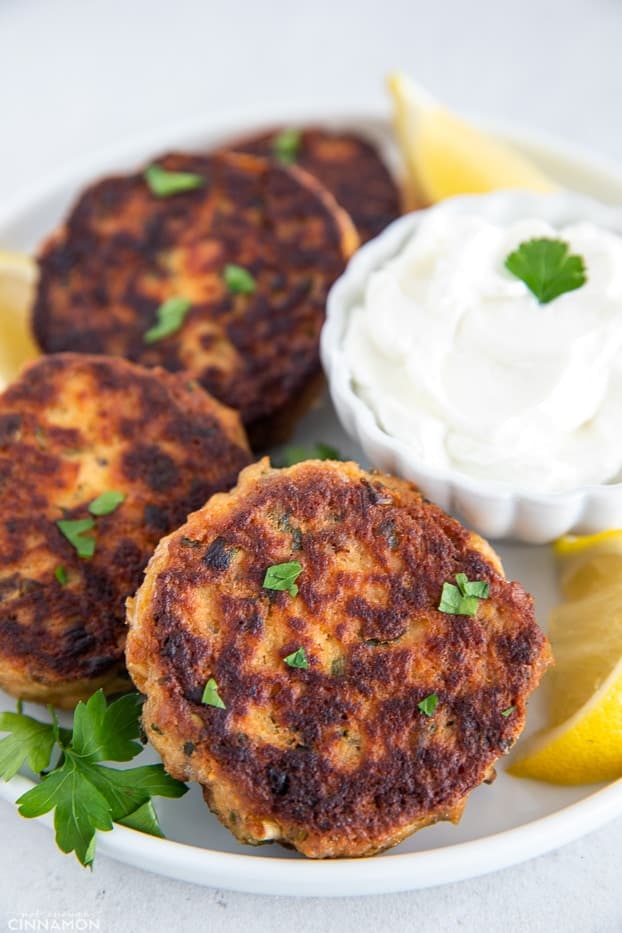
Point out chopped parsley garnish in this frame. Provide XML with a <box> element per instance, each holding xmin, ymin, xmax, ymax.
<box><xmin>263</xmin><ymin>560</ymin><xmax>302</xmax><ymax>597</ymax></box>
<box><xmin>223</xmin><ymin>264</ymin><xmax>256</xmax><ymax>295</ymax></box>
<box><xmin>438</xmin><ymin>573</ymin><xmax>490</xmax><ymax>616</ymax></box>
<box><xmin>54</xmin><ymin>565</ymin><xmax>68</xmax><ymax>585</ymax></box>
<box><xmin>504</xmin><ymin>238</ymin><xmax>587</xmax><ymax>304</ymax></box>
<box><xmin>88</xmin><ymin>490</ymin><xmax>125</xmax><ymax>516</ymax></box>
<box><xmin>501</xmin><ymin>705</ymin><xmax>516</xmax><ymax>718</ymax></box>
<box><xmin>144</xmin><ymin>296</ymin><xmax>192</xmax><ymax>344</ymax></box>
<box><xmin>202</xmin><ymin>678</ymin><xmax>226</xmax><ymax>709</ymax></box>
<box><xmin>280</xmin><ymin>442</ymin><xmax>342</xmax><ymax>467</ymax></box>
<box><xmin>56</xmin><ymin>518</ymin><xmax>96</xmax><ymax>559</ymax></box>
<box><xmin>272</xmin><ymin>128</ymin><xmax>302</xmax><ymax>165</ymax></box>
<box><xmin>418</xmin><ymin>693</ymin><xmax>439</xmax><ymax>717</ymax></box>
<box><xmin>283</xmin><ymin>647</ymin><xmax>309</xmax><ymax>670</ymax></box>
<box><xmin>144</xmin><ymin>164</ymin><xmax>204</xmax><ymax>197</ymax></box>
<box><xmin>0</xmin><ymin>692</ymin><xmax>187</xmax><ymax>867</ymax></box>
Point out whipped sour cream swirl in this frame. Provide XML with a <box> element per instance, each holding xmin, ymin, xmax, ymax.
<box><xmin>344</xmin><ymin>213</ymin><xmax>622</xmax><ymax>492</ymax></box>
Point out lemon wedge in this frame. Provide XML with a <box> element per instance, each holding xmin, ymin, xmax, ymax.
<box><xmin>387</xmin><ymin>72</ymin><xmax>555</xmax><ymax>206</ymax></box>
<box><xmin>510</xmin><ymin>532</ymin><xmax>622</xmax><ymax>784</ymax></box>
<box><xmin>0</xmin><ymin>249</ymin><xmax>39</xmax><ymax>390</ymax></box>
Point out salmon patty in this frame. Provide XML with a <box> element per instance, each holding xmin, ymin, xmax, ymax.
<box><xmin>33</xmin><ymin>151</ymin><xmax>358</xmax><ymax>449</ymax></box>
<box><xmin>0</xmin><ymin>353</ymin><xmax>251</xmax><ymax>708</ymax></box>
<box><xmin>228</xmin><ymin>127</ymin><xmax>403</xmax><ymax>243</ymax></box>
<box><xmin>126</xmin><ymin>458</ymin><xmax>551</xmax><ymax>858</ymax></box>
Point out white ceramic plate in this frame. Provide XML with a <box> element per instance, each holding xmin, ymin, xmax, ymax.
<box><xmin>1</xmin><ymin>109</ymin><xmax>621</xmax><ymax>897</ymax></box>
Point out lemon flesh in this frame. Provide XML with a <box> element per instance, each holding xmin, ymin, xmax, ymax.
<box><xmin>387</xmin><ymin>72</ymin><xmax>555</xmax><ymax>205</ymax></box>
<box><xmin>0</xmin><ymin>250</ymin><xmax>39</xmax><ymax>390</ymax></box>
<box><xmin>510</xmin><ymin>532</ymin><xmax>622</xmax><ymax>784</ymax></box>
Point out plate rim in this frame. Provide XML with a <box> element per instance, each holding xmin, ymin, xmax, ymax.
<box><xmin>1</xmin><ymin>106</ymin><xmax>621</xmax><ymax>896</ymax></box>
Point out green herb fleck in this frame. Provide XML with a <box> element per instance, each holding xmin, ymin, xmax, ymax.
<box><xmin>501</xmin><ymin>705</ymin><xmax>516</xmax><ymax>718</ymax></box>
<box><xmin>223</xmin><ymin>264</ymin><xmax>256</xmax><ymax>295</ymax></box>
<box><xmin>88</xmin><ymin>490</ymin><xmax>125</xmax><ymax>517</ymax></box>
<box><xmin>438</xmin><ymin>573</ymin><xmax>490</xmax><ymax>616</ymax></box>
<box><xmin>144</xmin><ymin>296</ymin><xmax>192</xmax><ymax>344</ymax></box>
<box><xmin>202</xmin><ymin>678</ymin><xmax>226</xmax><ymax>709</ymax></box>
<box><xmin>418</xmin><ymin>693</ymin><xmax>439</xmax><ymax>717</ymax></box>
<box><xmin>1</xmin><ymin>692</ymin><xmax>187</xmax><ymax>867</ymax></box>
<box><xmin>283</xmin><ymin>647</ymin><xmax>309</xmax><ymax>670</ymax></box>
<box><xmin>56</xmin><ymin>519</ymin><xmax>96</xmax><ymax>559</ymax></box>
<box><xmin>272</xmin><ymin>128</ymin><xmax>302</xmax><ymax>165</ymax></box>
<box><xmin>331</xmin><ymin>657</ymin><xmax>346</xmax><ymax>677</ymax></box>
<box><xmin>54</xmin><ymin>566</ymin><xmax>68</xmax><ymax>586</ymax></box>
<box><xmin>504</xmin><ymin>238</ymin><xmax>587</xmax><ymax>304</ymax></box>
<box><xmin>180</xmin><ymin>537</ymin><xmax>202</xmax><ymax>549</ymax></box>
<box><xmin>263</xmin><ymin>560</ymin><xmax>302</xmax><ymax>597</ymax></box>
<box><xmin>280</xmin><ymin>443</ymin><xmax>342</xmax><ymax>467</ymax></box>
<box><xmin>144</xmin><ymin>164</ymin><xmax>204</xmax><ymax>197</ymax></box>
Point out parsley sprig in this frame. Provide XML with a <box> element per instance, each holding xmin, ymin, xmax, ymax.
<box><xmin>504</xmin><ymin>237</ymin><xmax>587</xmax><ymax>304</ymax></box>
<box><xmin>0</xmin><ymin>692</ymin><xmax>187</xmax><ymax>867</ymax></box>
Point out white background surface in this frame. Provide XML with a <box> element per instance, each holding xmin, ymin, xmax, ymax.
<box><xmin>1</xmin><ymin>0</ymin><xmax>622</xmax><ymax>929</ymax></box>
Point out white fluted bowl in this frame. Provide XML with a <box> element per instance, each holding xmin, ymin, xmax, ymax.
<box><xmin>321</xmin><ymin>190</ymin><xmax>622</xmax><ymax>544</ymax></box>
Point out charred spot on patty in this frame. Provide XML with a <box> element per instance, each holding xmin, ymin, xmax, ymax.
<box><xmin>126</xmin><ymin>458</ymin><xmax>551</xmax><ymax>858</ymax></box>
<box><xmin>0</xmin><ymin>353</ymin><xmax>251</xmax><ymax>707</ymax></box>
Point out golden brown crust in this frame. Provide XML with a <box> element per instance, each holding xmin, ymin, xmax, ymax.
<box><xmin>33</xmin><ymin>151</ymin><xmax>358</xmax><ymax>449</ymax></box>
<box><xmin>228</xmin><ymin>128</ymin><xmax>404</xmax><ymax>243</ymax></box>
<box><xmin>126</xmin><ymin>459</ymin><xmax>552</xmax><ymax>858</ymax></box>
<box><xmin>0</xmin><ymin>353</ymin><xmax>251</xmax><ymax>707</ymax></box>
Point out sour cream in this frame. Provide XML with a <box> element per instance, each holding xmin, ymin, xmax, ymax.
<box><xmin>344</xmin><ymin>213</ymin><xmax>622</xmax><ymax>492</ymax></box>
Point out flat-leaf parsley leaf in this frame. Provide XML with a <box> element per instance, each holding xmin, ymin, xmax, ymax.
<box><xmin>223</xmin><ymin>264</ymin><xmax>256</xmax><ymax>295</ymax></box>
<box><xmin>263</xmin><ymin>561</ymin><xmax>302</xmax><ymax>597</ymax></box>
<box><xmin>417</xmin><ymin>693</ymin><xmax>439</xmax><ymax>717</ymax></box>
<box><xmin>88</xmin><ymin>490</ymin><xmax>125</xmax><ymax>517</ymax></box>
<box><xmin>272</xmin><ymin>129</ymin><xmax>301</xmax><ymax>165</ymax></box>
<box><xmin>144</xmin><ymin>297</ymin><xmax>192</xmax><ymax>344</ymax></box>
<box><xmin>504</xmin><ymin>238</ymin><xmax>587</xmax><ymax>304</ymax></box>
<box><xmin>202</xmin><ymin>678</ymin><xmax>226</xmax><ymax>709</ymax></box>
<box><xmin>0</xmin><ymin>710</ymin><xmax>65</xmax><ymax>781</ymax></box>
<box><xmin>280</xmin><ymin>443</ymin><xmax>341</xmax><ymax>466</ymax></box>
<box><xmin>439</xmin><ymin>574</ymin><xmax>490</xmax><ymax>616</ymax></box>
<box><xmin>283</xmin><ymin>647</ymin><xmax>309</xmax><ymax>670</ymax></box>
<box><xmin>144</xmin><ymin>164</ymin><xmax>204</xmax><ymax>197</ymax></box>
<box><xmin>54</xmin><ymin>566</ymin><xmax>68</xmax><ymax>585</ymax></box>
<box><xmin>56</xmin><ymin>518</ymin><xmax>96</xmax><ymax>559</ymax></box>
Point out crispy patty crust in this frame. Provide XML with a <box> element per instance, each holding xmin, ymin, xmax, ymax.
<box><xmin>33</xmin><ymin>151</ymin><xmax>358</xmax><ymax>449</ymax></box>
<box><xmin>126</xmin><ymin>459</ymin><xmax>551</xmax><ymax>858</ymax></box>
<box><xmin>0</xmin><ymin>353</ymin><xmax>251</xmax><ymax>707</ymax></box>
<box><xmin>229</xmin><ymin>127</ymin><xmax>403</xmax><ymax>243</ymax></box>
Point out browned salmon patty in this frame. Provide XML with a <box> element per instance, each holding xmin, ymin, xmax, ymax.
<box><xmin>228</xmin><ymin>127</ymin><xmax>403</xmax><ymax>243</ymax></box>
<box><xmin>0</xmin><ymin>353</ymin><xmax>251</xmax><ymax>708</ymax></box>
<box><xmin>126</xmin><ymin>458</ymin><xmax>551</xmax><ymax>858</ymax></box>
<box><xmin>33</xmin><ymin>151</ymin><xmax>358</xmax><ymax>450</ymax></box>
